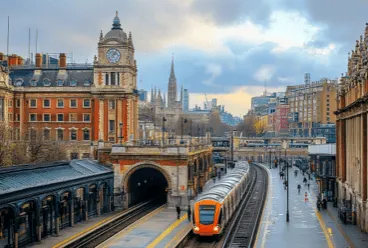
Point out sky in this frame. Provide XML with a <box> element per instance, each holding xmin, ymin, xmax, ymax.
<box><xmin>1</xmin><ymin>0</ymin><xmax>368</xmax><ymax>117</ymax></box>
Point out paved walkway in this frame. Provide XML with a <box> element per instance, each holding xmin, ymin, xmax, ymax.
<box><xmin>97</xmin><ymin>206</ymin><xmax>190</xmax><ymax>248</ymax></box>
<box><xmin>255</xmin><ymin>164</ymin><xmax>368</xmax><ymax>248</ymax></box>
<box><xmin>27</xmin><ymin>210</ymin><xmax>123</xmax><ymax>248</ymax></box>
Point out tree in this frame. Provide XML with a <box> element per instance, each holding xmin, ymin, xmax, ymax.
<box><xmin>236</xmin><ymin>114</ymin><xmax>257</xmax><ymax>137</ymax></box>
<box><xmin>254</xmin><ymin>119</ymin><xmax>267</xmax><ymax>136</ymax></box>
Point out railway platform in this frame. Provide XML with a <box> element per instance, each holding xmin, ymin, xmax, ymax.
<box><xmin>97</xmin><ymin>206</ymin><xmax>191</xmax><ymax>248</ymax></box>
<box><xmin>255</xmin><ymin>163</ymin><xmax>368</xmax><ymax>248</ymax></box>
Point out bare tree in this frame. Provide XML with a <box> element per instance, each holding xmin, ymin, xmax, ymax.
<box><xmin>236</xmin><ymin>114</ymin><xmax>257</xmax><ymax>137</ymax></box>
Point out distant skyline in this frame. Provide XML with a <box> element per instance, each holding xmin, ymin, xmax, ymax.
<box><xmin>1</xmin><ymin>1</ymin><xmax>367</xmax><ymax>116</ymax></box>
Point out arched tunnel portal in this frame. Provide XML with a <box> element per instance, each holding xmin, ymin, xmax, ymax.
<box><xmin>126</xmin><ymin>166</ymin><xmax>169</xmax><ymax>207</ymax></box>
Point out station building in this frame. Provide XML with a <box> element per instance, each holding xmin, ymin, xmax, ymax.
<box><xmin>0</xmin><ymin>160</ymin><xmax>113</xmax><ymax>248</ymax></box>
<box><xmin>0</xmin><ymin>12</ymin><xmax>139</xmax><ymax>159</ymax></box>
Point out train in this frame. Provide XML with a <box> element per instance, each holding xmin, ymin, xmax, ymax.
<box><xmin>192</xmin><ymin>161</ymin><xmax>250</xmax><ymax>237</ymax></box>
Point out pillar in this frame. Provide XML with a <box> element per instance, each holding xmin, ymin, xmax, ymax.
<box><xmin>99</xmin><ymin>99</ymin><xmax>104</xmax><ymax>140</ymax></box>
<box><xmin>70</xmin><ymin>200</ymin><xmax>74</xmax><ymax>227</ymax></box>
<box><xmin>19</xmin><ymin>97</ymin><xmax>24</xmax><ymax>139</ymax></box>
<box><xmin>84</xmin><ymin>200</ymin><xmax>88</xmax><ymax>221</ymax></box>
<box><xmin>55</xmin><ymin>202</ymin><xmax>60</xmax><ymax>236</ymax></box>
<box><xmin>363</xmin><ymin>113</ymin><xmax>367</xmax><ymax>201</ymax></box>
<box><xmin>108</xmin><ymin>196</ymin><xmax>112</xmax><ymax>212</ymax></box>
<box><xmin>341</xmin><ymin>119</ymin><xmax>346</xmax><ymax>182</ymax></box>
<box><xmin>108</xmin><ymin>73</ymin><xmax>111</xmax><ymax>86</ymax></box>
<box><xmin>36</xmin><ymin>206</ymin><xmax>41</xmax><ymax>242</ymax></box>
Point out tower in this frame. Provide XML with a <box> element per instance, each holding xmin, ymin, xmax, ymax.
<box><xmin>167</xmin><ymin>56</ymin><xmax>177</xmax><ymax>107</ymax></box>
<box><xmin>93</xmin><ymin>11</ymin><xmax>138</xmax><ymax>142</ymax></box>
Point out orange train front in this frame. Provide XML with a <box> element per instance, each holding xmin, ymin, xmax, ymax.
<box><xmin>192</xmin><ymin>161</ymin><xmax>250</xmax><ymax>237</ymax></box>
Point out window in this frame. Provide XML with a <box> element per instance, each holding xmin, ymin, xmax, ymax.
<box><xmin>43</xmin><ymin>99</ymin><xmax>50</xmax><ymax>108</ymax></box>
<box><xmin>14</xmin><ymin>79</ymin><xmax>23</xmax><ymax>86</ymax></box>
<box><xmin>0</xmin><ymin>98</ymin><xmax>3</xmax><ymax>121</ymax></box>
<box><xmin>83</xmin><ymin>99</ymin><xmax>90</xmax><ymax>108</ymax></box>
<box><xmin>16</xmin><ymin>114</ymin><xmax>20</xmax><ymax>122</ymax></box>
<box><xmin>84</xmin><ymin>79</ymin><xmax>91</xmax><ymax>86</ymax></box>
<box><xmin>16</xmin><ymin>99</ymin><xmax>20</xmax><ymax>108</ymax></box>
<box><xmin>57</xmin><ymin>79</ymin><xmax>64</xmax><ymax>86</ymax></box>
<box><xmin>8</xmin><ymin>113</ymin><xmax>13</xmax><ymax>121</ymax></box>
<box><xmin>29</xmin><ymin>129</ymin><xmax>37</xmax><ymax>140</ymax></box>
<box><xmin>69</xmin><ymin>113</ymin><xmax>77</xmax><ymax>122</ymax></box>
<box><xmin>70</xmin><ymin>99</ymin><xmax>77</xmax><ymax>108</ymax></box>
<box><xmin>70</xmin><ymin>79</ymin><xmax>77</xmax><ymax>87</ymax></box>
<box><xmin>109</xmin><ymin>100</ymin><xmax>115</xmax><ymax>109</ymax></box>
<box><xmin>326</xmin><ymin>99</ymin><xmax>330</xmax><ymax>102</ymax></box>
<box><xmin>199</xmin><ymin>205</ymin><xmax>215</xmax><ymax>225</ymax></box>
<box><xmin>57</xmin><ymin>114</ymin><xmax>64</xmax><ymax>122</ymax></box>
<box><xmin>57</xmin><ymin>99</ymin><xmax>64</xmax><ymax>108</ymax></box>
<box><xmin>57</xmin><ymin>129</ymin><xmax>64</xmax><ymax>140</ymax></box>
<box><xmin>111</xmin><ymin>72</ymin><xmax>116</xmax><ymax>85</ymax></box>
<box><xmin>327</xmin><ymin>103</ymin><xmax>330</xmax><ymax>107</ymax></box>
<box><xmin>83</xmin><ymin>113</ymin><xmax>91</xmax><ymax>122</ymax></box>
<box><xmin>108</xmin><ymin>137</ymin><xmax>115</xmax><ymax>142</ymax></box>
<box><xmin>70</xmin><ymin>152</ymin><xmax>78</xmax><ymax>159</ymax></box>
<box><xmin>8</xmin><ymin>100</ymin><xmax>12</xmax><ymax>107</ymax></box>
<box><xmin>326</xmin><ymin>108</ymin><xmax>330</xmax><ymax>111</ymax></box>
<box><xmin>83</xmin><ymin>129</ymin><xmax>90</xmax><ymax>140</ymax></box>
<box><xmin>82</xmin><ymin>153</ymin><xmax>90</xmax><ymax>159</ymax></box>
<box><xmin>43</xmin><ymin>79</ymin><xmax>51</xmax><ymax>86</ymax></box>
<box><xmin>109</xmin><ymin>120</ymin><xmax>115</xmax><ymax>133</ymax></box>
<box><xmin>29</xmin><ymin>99</ymin><xmax>37</xmax><ymax>108</ymax></box>
<box><xmin>43</xmin><ymin>114</ymin><xmax>51</xmax><ymax>122</ymax></box>
<box><xmin>29</xmin><ymin>113</ymin><xmax>37</xmax><ymax>122</ymax></box>
<box><xmin>44</xmin><ymin>129</ymin><xmax>50</xmax><ymax>140</ymax></box>
<box><xmin>327</xmin><ymin>112</ymin><xmax>330</xmax><ymax>116</ymax></box>
<box><xmin>326</xmin><ymin>94</ymin><xmax>330</xmax><ymax>98</ymax></box>
<box><xmin>30</xmin><ymin>79</ymin><xmax>37</xmax><ymax>86</ymax></box>
<box><xmin>70</xmin><ymin>129</ymin><xmax>77</xmax><ymax>141</ymax></box>
<box><xmin>105</xmin><ymin>73</ymin><xmax>109</xmax><ymax>85</ymax></box>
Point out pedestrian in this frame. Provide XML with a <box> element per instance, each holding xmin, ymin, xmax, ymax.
<box><xmin>187</xmin><ymin>207</ymin><xmax>191</xmax><ymax>222</ymax></box>
<box><xmin>279</xmin><ymin>171</ymin><xmax>282</xmax><ymax>179</ymax></box>
<box><xmin>297</xmin><ymin>184</ymin><xmax>301</xmax><ymax>194</ymax></box>
<box><xmin>317</xmin><ymin>200</ymin><xmax>321</xmax><ymax>211</ymax></box>
<box><xmin>284</xmin><ymin>180</ymin><xmax>288</xmax><ymax>190</ymax></box>
<box><xmin>307</xmin><ymin>183</ymin><xmax>310</xmax><ymax>190</ymax></box>
<box><xmin>303</xmin><ymin>177</ymin><xmax>307</xmax><ymax>185</ymax></box>
<box><xmin>294</xmin><ymin>170</ymin><xmax>298</xmax><ymax>177</ymax></box>
<box><xmin>308</xmin><ymin>173</ymin><xmax>311</xmax><ymax>180</ymax></box>
<box><xmin>281</xmin><ymin>172</ymin><xmax>284</xmax><ymax>180</ymax></box>
<box><xmin>322</xmin><ymin>199</ymin><xmax>327</xmax><ymax>209</ymax></box>
<box><xmin>176</xmin><ymin>205</ymin><xmax>181</xmax><ymax>220</ymax></box>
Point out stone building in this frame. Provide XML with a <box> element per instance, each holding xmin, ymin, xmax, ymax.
<box><xmin>0</xmin><ymin>160</ymin><xmax>113</xmax><ymax>248</ymax></box>
<box><xmin>287</xmin><ymin>78</ymin><xmax>338</xmax><ymax>137</ymax></box>
<box><xmin>0</xmin><ymin>12</ymin><xmax>139</xmax><ymax>159</ymax></box>
<box><xmin>335</xmin><ymin>23</ymin><xmax>368</xmax><ymax>232</ymax></box>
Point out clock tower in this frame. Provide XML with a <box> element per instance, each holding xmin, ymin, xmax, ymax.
<box><xmin>92</xmin><ymin>11</ymin><xmax>138</xmax><ymax>143</ymax></box>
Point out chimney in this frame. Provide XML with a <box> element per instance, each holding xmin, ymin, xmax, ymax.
<box><xmin>59</xmin><ymin>53</ymin><xmax>66</xmax><ymax>68</ymax></box>
<box><xmin>18</xmin><ymin>56</ymin><xmax>24</xmax><ymax>66</ymax></box>
<box><xmin>8</xmin><ymin>54</ymin><xmax>18</xmax><ymax>67</ymax></box>
<box><xmin>35</xmin><ymin>53</ymin><xmax>42</xmax><ymax>68</ymax></box>
<box><xmin>0</xmin><ymin>52</ymin><xmax>4</xmax><ymax>61</ymax></box>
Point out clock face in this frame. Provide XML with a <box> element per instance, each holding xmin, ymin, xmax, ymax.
<box><xmin>106</xmin><ymin>48</ymin><xmax>121</xmax><ymax>64</ymax></box>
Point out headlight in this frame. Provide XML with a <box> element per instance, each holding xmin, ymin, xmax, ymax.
<box><xmin>213</xmin><ymin>226</ymin><xmax>219</xmax><ymax>231</ymax></box>
<box><xmin>194</xmin><ymin>226</ymin><xmax>200</xmax><ymax>231</ymax></box>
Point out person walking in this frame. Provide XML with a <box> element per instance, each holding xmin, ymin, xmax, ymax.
<box><xmin>176</xmin><ymin>205</ymin><xmax>181</xmax><ymax>220</ymax></box>
<box><xmin>303</xmin><ymin>177</ymin><xmax>307</xmax><ymax>185</ymax></box>
<box><xmin>307</xmin><ymin>183</ymin><xmax>310</xmax><ymax>190</ymax></box>
<box><xmin>297</xmin><ymin>184</ymin><xmax>301</xmax><ymax>194</ymax></box>
<box><xmin>187</xmin><ymin>207</ymin><xmax>191</xmax><ymax>222</ymax></box>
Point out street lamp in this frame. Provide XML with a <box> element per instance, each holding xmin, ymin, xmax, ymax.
<box><xmin>282</xmin><ymin>139</ymin><xmax>290</xmax><ymax>222</ymax></box>
<box><xmin>162</xmin><ymin>117</ymin><xmax>167</xmax><ymax>145</ymax></box>
<box><xmin>118</xmin><ymin>122</ymin><xmax>124</xmax><ymax>144</ymax></box>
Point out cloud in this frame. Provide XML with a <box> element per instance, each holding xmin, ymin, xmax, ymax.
<box><xmin>203</xmin><ymin>64</ymin><xmax>222</xmax><ymax>86</ymax></box>
<box><xmin>253</xmin><ymin>65</ymin><xmax>276</xmax><ymax>82</ymax></box>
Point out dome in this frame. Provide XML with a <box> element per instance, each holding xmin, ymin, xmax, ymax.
<box><xmin>104</xmin><ymin>11</ymin><xmax>127</xmax><ymax>42</ymax></box>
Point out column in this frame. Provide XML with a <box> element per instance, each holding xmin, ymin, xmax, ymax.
<box><xmin>36</xmin><ymin>206</ymin><xmax>42</xmax><ymax>242</ymax></box>
<box><xmin>19</xmin><ymin>97</ymin><xmax>24</xmax><ymax>139</ymax></box>
<box><xmin>127</xmin><ymin>98</ymin><xmax>131</xmax><ymax>140</ymax></box>
<box><xmin>14</xmin><ymin>217</ymin><xmax>19</xmax><ymax>248</ymax></box>
<box><xmin>55</xmin><ymin>202</ymin><xmax>60</xmax><ymax>236</ymax></box>
<box><xmin>108</xmin><ymin>73</ymin><xmax>111</xmax><ymax>86</ymax></box>
<box><xmin>115</xmin><ymin>73</ymin><xmax>118</xmax><ymax>86</ymax></box>
<box><xmin>341</xmin><ymin>119</ymin><xmax>346</xmax><ymax>183</ymax></box>
<box><xmin>84</xmin><ymin>200</ymin><xmax>89</xmax><ymax>221</ymax></box>
<box><xmin>99</xmin><ymin>99</ymin><xmax>104</xmax><ymax>140</ymax></box>
<box><xmin>117</xmin><ymin>99</ymin><xmax>122</xmax><ymax>141</ymax></box>
<box><xmin>363</xmin><ymin>113</ymin><xmax>367</xmax><ymax>201</ymax></box>
<box><xmin>70</xmin><ymin>200</ymin><xmax>74</xmax><ymax>227</ymax></box>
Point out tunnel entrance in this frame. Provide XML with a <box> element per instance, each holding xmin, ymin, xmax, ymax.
<box><xmin>128</xmin><ymin>167</ymin><xmax>168</xmax><ymax>206</ymax></box>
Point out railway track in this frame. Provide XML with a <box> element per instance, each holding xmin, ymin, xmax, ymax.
<box><xmin>64</xmin><ymin>200</ymin><xmax>164</xmax><ymax>248</ymax></box>
<box><xmin>181</xmin><ymin>163</ymin><xmax>268</xmax><ymax>248</ymax></box>
<box><xmin>221</xmin><ymin>163</ymin><xmax>268</xmax><ymax>248</ymax></box>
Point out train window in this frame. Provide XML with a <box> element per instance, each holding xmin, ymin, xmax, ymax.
<box><xmin>192</xmin><ymin>210</ymin><xmax>195</xmax><ymax>224</ymax></box>
<box><xmin>218</xmin><ymin>209</ymin><xmax>223</xmax><ymax>225</ymax></box>
<box><xmin>199</xmin><ymin>205</ymin><xmax>215</xmax><ymax>225</ymax></box>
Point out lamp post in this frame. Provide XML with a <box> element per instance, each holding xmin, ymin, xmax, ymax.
<box><xmin>283</xmin><ymin>140</ymin><xmax>289</xmax><ymax>222</ymax></box>
<box><xmin>197</xmin><ymin>125</ymin><xmax>200</xmax><ymax>143</ymax></box>
<box><xmin>118</xmin><ymin>122</ymin><xmax>124</xmax><ymax>144</ymax></box>
<box><xmin>162</xmin><ymin>117</ymin><xmax>167</xmax><ymax>145</ymax></box>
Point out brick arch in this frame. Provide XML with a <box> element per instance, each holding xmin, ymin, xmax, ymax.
<box><xmin>123</xmin><ymin>161</ymin><xmax>172</xmax><ymax>193</ymax></box>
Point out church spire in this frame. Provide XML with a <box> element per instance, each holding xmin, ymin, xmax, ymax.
<box><xmin>170</xmin><ymin>54</ymin><xmax>176</xmax><ymax>80</ymax></box>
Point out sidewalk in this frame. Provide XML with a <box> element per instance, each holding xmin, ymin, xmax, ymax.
<box><xmin>255</xmin><ymin>164</ymin><xmax>368</xmax><ymax>248</ymax></box>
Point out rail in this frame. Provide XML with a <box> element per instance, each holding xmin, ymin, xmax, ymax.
<box><xmin>58</xmin><ymin>200</ymin><xmax>164</xmax><ymax>248</ymax></box>
<box><xmin>221</xmin><ymin>163</ymin><xmax>268</xmax><ymax>248</ymax></box>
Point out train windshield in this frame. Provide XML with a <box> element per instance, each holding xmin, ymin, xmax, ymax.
<box><xmin>199</xmin><ymin>205</ymin><xmax>215</xmax><ymax>225</ymax></box>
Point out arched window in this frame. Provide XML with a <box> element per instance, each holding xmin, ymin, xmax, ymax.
<box><xmin>83</xmin><ymin>79</ymin><xmax>91</xmax><ymax>86</ymax></box>
<box><xmin>57</xmin><ymin>79</ymin><xmax>64</xmax><ymax>86</ymax></box>
<box><xmin>43</xmin><ymin>78</ymin><xmax>51</xmax><ymax>86</ymax></box>
<box><xmin>70</xmin><ymin>79</ymin><xmax>77</xmax><ymax>87</ymax></box>
<box><xmin>30</xmin><ymin>79</ymin><xmax>37</xmax><ymax>86</ymax></box>
<box><xmin>14</xmin><ymin>79</ymin><xmax>23</xmax><ymax>86</ymax></box>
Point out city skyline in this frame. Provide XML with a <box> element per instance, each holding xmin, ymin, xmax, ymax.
<box><xmin>1</xmin><ymin>1</ymin><xmax>368</xmax><ymax>116</ymax></box>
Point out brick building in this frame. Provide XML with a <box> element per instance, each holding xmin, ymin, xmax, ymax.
<box><xmin>335</xmin><ymin>23</ymin><xmax>368</xmax><ymax>232</ymax></box>
<box><xmin>275</xmin><ymin>103</ymin><xmax>289</xmax><ymax>135</ymax></box>
<box><xmin>0</xmin><ymin>12</ymin><xmax>139</xmax><ymax>159</ymax></box>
